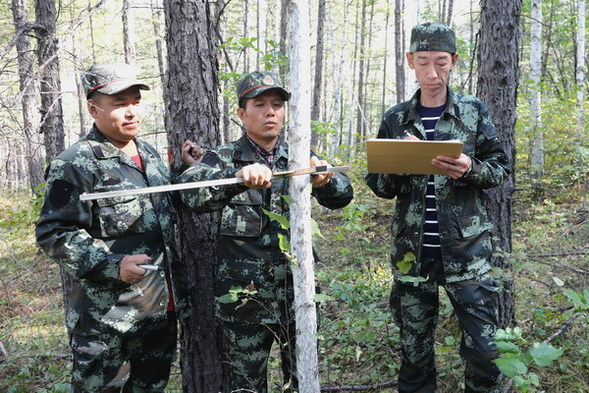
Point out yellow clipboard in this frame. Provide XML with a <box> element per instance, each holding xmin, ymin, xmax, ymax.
<box><xmin>366</xmin><ymin>138</ymin><xmax>463</xmax><ymax>175</ymax></box>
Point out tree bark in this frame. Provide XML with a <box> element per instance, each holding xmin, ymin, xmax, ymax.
<box><xmin>11</xmin><ymin>0</ymin><xmax>45</xmax><ymax>193</ymax></box>
<box><xmin>477</xmin><ymin>0</ymin><xmax>521</xmax><ymax>329</ymax></box>
<box><xmin>530</xmin><ymin>0</ymin><xmax>544</xmax><ymax>196</ymax></box>
<box><xmin>286</xmin><ymin>0</ymin><xmax>320</xmax><ymax>391</ymax></box>
<box><xmin>310</xmin><ymin>0</ymin><xmax>326</xmax><ymax>148</ymax></box>
<box><xmin>163</xmin><ymin>1</ymin><xmax>223</xmax><ymax>392</ymax></box>
<box><xmin>35</xmin><ymin>0</ymin><xmax>65</xmax><ymax>164</ymax></box>
<box><xmin>122</xmin><ymin>0</ymin><xmax>136</xmax><ymax>65</ymax></box>
<box><xmin>394</xmin><ymin>0</ymin><xmax>405</xmax><ymax>102</ymax></box>
<box><xmin>576</xmin><ymin>0</ymin><xmax>586</xmax><ymax>130</ymax></box>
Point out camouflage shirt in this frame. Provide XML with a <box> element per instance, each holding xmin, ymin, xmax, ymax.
<box><xmin>36</xmin><ymin>126</ymin><xmax>190</xmax><ymax>336</ymax></box>
<box><xmin>366</xmin><ymin>89</ymin><xmax>510</xmax><ymax>283</ymax></box>
<box><xmin>178</xmin><ymin>135</ymin><xmax>353</xmax><ymax>323</ymax></box>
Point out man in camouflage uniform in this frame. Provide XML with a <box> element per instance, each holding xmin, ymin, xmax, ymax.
<box><xmin>178</xmin><ymin>71</ymin><xmax>353</xmax><ymax>393</ymax></box>
<box><xmin>36</xmin><ymin>63</ymin><xmax>190</xmax><ymax>392</ymax></box>
<box><xmin>366</xmin><ymin>23</ymin><xmax>510</xmax><ymax>392</ymax></box>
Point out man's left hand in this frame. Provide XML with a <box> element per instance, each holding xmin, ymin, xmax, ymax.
<box><xmin>431</xmin><ymin>153</ymin><xmax>472</xmax><ymax>180</ymax></box>
<box><xmin>310</xmin><ymin>156</ymin><xmax>334</xmax><ymax>188</ymax></box>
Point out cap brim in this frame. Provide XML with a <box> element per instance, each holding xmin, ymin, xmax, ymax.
<box><xmin>242</xmin><ymin>86</ymin><xmax>290</xmax><ymax>101</ymax></box>
<box><xmin>90</xmin><ymin>81</ymin><xmax>150</xmax><ymax>98</ymax></box>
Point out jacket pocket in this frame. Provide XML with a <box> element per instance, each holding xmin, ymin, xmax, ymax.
<box><xmin>220</xmin><ymin>190</ymin><xmax>263</xmax><ymax>237</ymax></box>
<box><xmin>95</xmin><ymin>195</ymin><xmax>148</xmax><ymax>237</ymax></box>
<box><xmin>457</xmin><ymin>213</ymin><xmax>493</xmax><ymax>238</ymax></box>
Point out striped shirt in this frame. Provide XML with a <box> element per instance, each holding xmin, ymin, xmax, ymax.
<box><xmin>418</xmin><ymin>103</ymin><xmax>445</xmax><ymax>260</ymax></box>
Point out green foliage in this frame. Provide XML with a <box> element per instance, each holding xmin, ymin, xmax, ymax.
<box><xmin>493</xmin><ymin>327</ymin><xmax>564</xmax><ymax>392</ymax></box>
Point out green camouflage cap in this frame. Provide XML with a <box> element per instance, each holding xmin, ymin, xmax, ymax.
<box><xmin>409</xmin><ymin>22</ymin><xmax>456</xmax><ymax>53</ymax></box>
<box><xmin>236</xmin><ymin>71</ymin><xmax>291</xmax><ymax>102</ymax></box>
<box><xmin>81</xmin><ymin>62</ymin><xmax>150</xmax><ymax>99</ymax></box>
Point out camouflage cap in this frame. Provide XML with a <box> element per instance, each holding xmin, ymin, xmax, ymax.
<box><xmin>81</xmin><ymin>62</ymin><xmax>150</xmax><ymax>99</ymax></box>
<box><xmin>409</xmin><ymin>22</ymin><xmax>456</xmax><ymax>53</ymax></box>
<box><xmin>236</xmin><ymin>71</ymin><xmax>291</xmax><ymax>102</ymax></box>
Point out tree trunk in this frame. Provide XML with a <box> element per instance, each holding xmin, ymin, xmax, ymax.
<box><xmin>576</xmin><ymin>0</ymin><xmax>586</xmax><ymax>130</ymax></box>
<box><xmin>122</xmin><ymin>0</ymin><xmax>136</xmax><ymax>65</ymax></box>
<box><xmin>381</xmin><ymin>0</ymin><xmax>391</xmax><ymax>114</ymax></box>
<box><xmin>35</xmin><ymin>0</ymin><xmax>65</xmax><ymax>164</ymax></box>
<box><xmin>394</xmin><ymin>0</ymin><xmax>405</xmax><ymax>102</ymax></box>
<box><xmin>310</xmin><ymin>0</ymin><xmax>326</xmax><ymax>148</ymax></box>
<box><xmin>11</xmin><ymin>0</ymin><xmax>45</xmax><ymax>193</ymax></box>
<box><xmin>529</xmin><ymin>0</ymin><xmax>544</xmax><ymax>197</ymax></box>
<box><xmin>355</xmin><ymin>0</ymin><xmax>367</xmax><ymax>141</ymax></box>
<box><xmin>35</xmin><ymin>0</ymin><xmax>70</xmax><ymax>321</ymax></box>
<box><xmin>163</xmin><ymin>1</ymin><xmax>223</xmax><ymax>392</ymax></box>
<box><xmin>476</xmin><ymin>0</ymin><xmax>521</xmax><ymax>329</ymax></box>
<box><xmin>286</xmin><ymin>0</ymin><xmax>320</xmax><ymax>391</ymax></box>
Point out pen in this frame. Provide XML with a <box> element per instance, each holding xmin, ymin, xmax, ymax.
<box><xmin>139</xmin><ymin>264</ymin><xmax>164</xmax><ymax>271</ymax></box>
<box><xmin>404</xmin><ymin>130</ymin><xmax>413</xmax><ymax>138</ymax></box>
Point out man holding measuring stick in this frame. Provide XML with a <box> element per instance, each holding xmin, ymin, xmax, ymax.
<box><xmin>178</xmin><ymin>70</ymin><xmax>353</xmax><ymax>393</ymax></box>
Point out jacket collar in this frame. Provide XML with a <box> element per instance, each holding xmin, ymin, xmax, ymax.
<box><xmin>403</xmin><ymin>87</ymin><xmax>459</xmax><ymax>125</ymax></box>
<box><xmin>233</xmin><ymin>134</ymin><xmax>289</xmax><ymax>166</ymax></box>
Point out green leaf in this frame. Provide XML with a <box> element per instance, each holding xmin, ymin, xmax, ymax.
<box><xmin>398</xmin><ymin>276</ymin><xmax>427</xmax><ymax>283</ymax></box>
<box><xmin>263</xmin><ymin>208</ymin><xmax>290</xmax><ymax>230</ymax></box>
<box><xmin>278</xmin><ymin>233</ymin><xmax>291</xmax><ymax>252</ymax></box>
<box><xmin>493</xmin><ymin>356</ymin><xmax>528</xmax><ymax>378</ymax></box>
<box><xmin>495</xmin><ymin>341</ymin><xmax>521</xmax><ymax>355</ymax></box>
<box><xmin>314</xmin><ymin>293</ymin><xmax>333</xmax><ymax>303</ymax></box>
<box><xmin>529</xmin><ymin>342</ymin><xmax>564</xmax><ymax>367</ymax></box>
<box><xmin>551</xmin><ymin>276</ymin><xmax>565</xmax><ymax>287</ymax></box>
<box><xmin>311</xmin><ymin>217</ymin><xmax>325</xmax><ymax>239</ymax></box>
<box><xmin>396</xmin><ymin>252</ymin><xmax>416</xmax><ymax>274</ymax></box>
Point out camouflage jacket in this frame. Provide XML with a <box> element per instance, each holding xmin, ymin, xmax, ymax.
<box><xmin>178</xmin><ymin>135</ymin><xmax>353</xmax><ymax>323</ymax></box>
<box><xmin>36</xmin><ymin>126</ymin><xmax>190</xmax><ymax>336</ymax></box>
<box><xmin>365</xmin><ymin>88</ymin><xmax>510</xmax><ymax>283</ymax></box>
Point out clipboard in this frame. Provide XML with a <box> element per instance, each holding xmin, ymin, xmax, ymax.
<box><xmin>366</xmin><ymin>138</ymin><xmax>463</xmax><ymax>175</ymax></box>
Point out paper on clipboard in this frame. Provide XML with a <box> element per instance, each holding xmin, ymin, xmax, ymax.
<box><xmin>366</xmin><ymin>138</ymin><xmax>463</xmax><ymax>175</ymax></box>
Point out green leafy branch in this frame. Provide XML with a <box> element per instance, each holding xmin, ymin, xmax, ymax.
<box><xmin>492</xmin><ymin>327</ymin><xmax>564</xmax><ymax>393</ymax></box>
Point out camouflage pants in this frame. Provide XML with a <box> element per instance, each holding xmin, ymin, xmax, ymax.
<box><xmin>69</xmin><ymin>315</ymin><xmax>177</xmax><ymax>393</ymax></box>
<box><xmin>220</xmin><ymin>318</ymin><xmax>298</xmax><ymax>393</ymax></box>
<box><xmin>390</xmin><ymin>276</ymin><xmax>502</xmax><ymax>393</ymax></box>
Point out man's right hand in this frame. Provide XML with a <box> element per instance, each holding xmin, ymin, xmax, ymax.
<box><xmin>236</xmin><ymin>163</ymin><xmax>273</xmax><ymax>189</ymax></box>
<box><xmin>120</xmin><ymin>254</ymin><xmax>152</xmax><ymax>284</ymax></box>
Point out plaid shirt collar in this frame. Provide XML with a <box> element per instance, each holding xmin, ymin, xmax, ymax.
<box><xmin>245</xmin><ymin>133</ymin><xmax>281</xmax><ymax>167</ymax></box>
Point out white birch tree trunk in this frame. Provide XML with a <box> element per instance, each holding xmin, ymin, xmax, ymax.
<box><xmin>576</xmin><ymin>0</ymin><xmax>586</xmax><ymax>130</ymax></box>
<box><xmin>286</xmin><ymin>0</ymin><xmax>320</xmax><ymax>391</ymax></box>
<box><xmin>530</xmin><ymin>0</ymin><xmax>544</xmax><ymax>184</ymax></box>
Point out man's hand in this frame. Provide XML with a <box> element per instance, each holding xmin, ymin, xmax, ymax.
<box><xmin>181</xmin><ymin>140</ymin><xmax>205</xmax><ymax>165</ymax></box>
<box><xmin>236</xmin><ymin>163</ymin><xmax>273</xmax><ymax>189</ymax></box>
<box><xmin>120</xmin><ymin>254</ymin><xmax>152</xmax><ymax>284</ymax></box>
<box><xmin>431</xmin><ymin>153</ymin><xmax>472</xmax><ymax>180</ymax></box>
<box><xmin>310</xmin><ymin>156</ymin><xmax>333</xmax><ymax>188</ymax></box>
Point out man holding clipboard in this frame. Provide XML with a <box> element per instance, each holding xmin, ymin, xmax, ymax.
<box><xmin>365</xmin><ymin>23</ymin><xmax>510</xmax><ymax>393</ymax></box>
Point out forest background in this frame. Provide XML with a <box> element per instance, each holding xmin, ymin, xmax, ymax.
<box><xmin>0</xmin><ymin>0</ymin><xmax>588</xmax><ymax>392</ymax></box>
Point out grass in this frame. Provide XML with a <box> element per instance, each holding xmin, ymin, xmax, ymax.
<box><xmin>1</xmin><ymin>188</ymin><xmax>588</xmax><ymax>392</ymax></box>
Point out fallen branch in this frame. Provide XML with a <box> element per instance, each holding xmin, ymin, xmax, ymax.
<box><xmin>321</xmin><ymin>380</ymin><xmax>398</xmax><ymax>392</ymax></box>
<box><xmin>543</xmin><ymin>312</ymin><xmax>582</xmax><ymax>344</ymax></box>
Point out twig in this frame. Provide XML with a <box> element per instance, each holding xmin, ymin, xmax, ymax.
<box><xmin>528</xmin><ymin>257</ymin><xmax>589</xmax><ymax>275</ymax></box>
<box><xmin>321</xmin><ymin>379</ymin><xmax>398</xmax><ymax>392</ymax></box>
<box><xmin>543</xmin><ymin>312</ymin><xmax>582</xmax><ymax>344</ymax></box>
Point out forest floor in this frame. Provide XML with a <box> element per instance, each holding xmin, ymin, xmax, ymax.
<box><xmin>0</xmin><ymin>188</ymin><xmax>587</xmax><ymax>393</ymax></box>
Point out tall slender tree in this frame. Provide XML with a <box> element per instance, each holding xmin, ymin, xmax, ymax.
<box><xmin>477</xmin><ymin>0</ymin><xmax>521</xmax><ymax>328</ymax></box>
<box><xmin>11</xmin><ymin>0</ymin><xmax>44</xmax><ymax>193</ymax></box>
<box><xmin>122</xmin><ymin>0</ymin><xmax>136</xmax><ymax>65</ymax></box>
<box><xmin>310</xmin><ymin>0</ymin><xmax>326</xmax><ymax>148</ymax></box>
<box><xmin>529</xmin><ymin>0</ymin><xmax>544</xmax><ymax>196</ymax></box>
<box><xmin>576</xmin><ymin>0</ymin><xmax>586</xmax><ymax>130</ymax></box>
<box><xmin>286</xmin><ymin>1</ymin><xmax>321</xmax><ymax>391</ymax></box>
<box><xmin>35</xmin><ymin>0</ymin><xmax>65</xmax><ymax>163</ymax></box>
<box><xmin>163</xmin><ymin>1</ymin><xmax>223</xmax><ymax>392</ymax></box>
